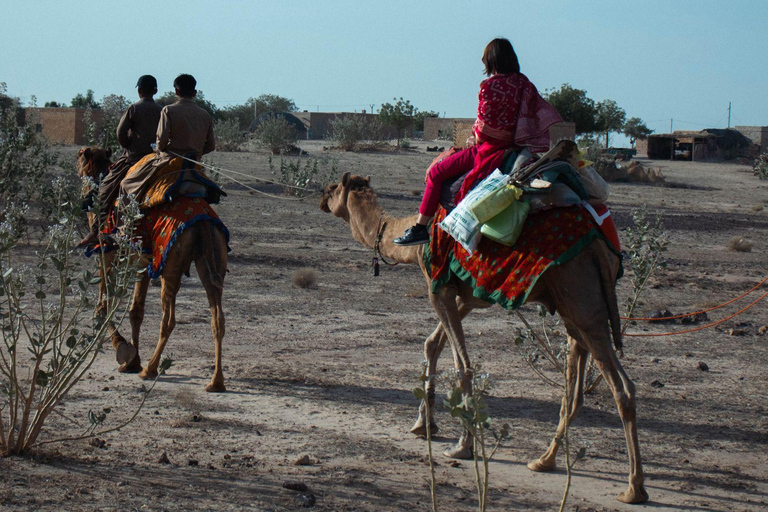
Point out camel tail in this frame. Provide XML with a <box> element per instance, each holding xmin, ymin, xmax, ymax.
<box><xmin>595</xmin><ymin>242</ymin><xmax>623</xmax><ymax>352</ymax></box>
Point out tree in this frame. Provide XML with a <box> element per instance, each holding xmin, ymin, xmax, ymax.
<box><xmin>413</xmin><ymin>110</ymin><xmax>439</xmax><ymax>132</ymax></box>
<box><xmin>595</xmin><ymin>99</ymin><xmax>626</xmax><ymax>148</ymax></box>
<box><xmin>249</xmin><ymin>94</ymin><xmax>297</xmax><ymax>118</ymax></box>
<box><xmin>379</xmin><ymin>97</ymin><xmax>416</xmax><ymax>146</ymax></box>
<box><xmin>623</xmin><ymin>117</ymin><xmax>653</xmax><ymax>148</ymax></box>
<box><xmin>44</xmin><ymin>101</ymin><xmax>63</xmax><ymax>108</ymax></box>
<box><xmin>99</xmin><ymin>94</ymin><xmax>130</xmax><ymax>154</ymax></box>
<box><xmin>71</xmin><ymin>89</ymin><xmax>101</xmax><ymax>109</ymax></box>
<box><xmin>157</xmin><ymin>90</ymin><xmax>218</xmax><ymax>118</ymax></box>
<box><xmin>544</xmin><ymin>84</ymin><xmax>598</xmax><ymax>135</ymax></box>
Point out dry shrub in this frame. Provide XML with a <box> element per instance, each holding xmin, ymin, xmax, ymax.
<box><xmin>293</xmin><ymin>268</ymin><xmax>318</xmax><ymax>288</ymax></box>
<box><xmin>752</xmin><ymin>204</ymin><xmax>764</xmax><ymax>212</ymax></box>
<box><xmin>596</xmin><ymin>160</ymin><xmax>665</xmax><ymax>183</ymax></box>
<box><xmin>404</xmin><ymin>286</ymin><xmax>427</xmax><ymax>298</ymax></box>
<box><xmin>173</xmin><ymin>387</ymin><xmax>201</xmax><ymax>412</ymax></box>
<box><xmin>727</xmin><ymin>236</ymin><xmax>753</xmax><ymax>252</ymax></box>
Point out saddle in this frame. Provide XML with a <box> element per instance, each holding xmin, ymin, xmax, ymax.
<box><xmin>439</xmin><ymin>140</ymin><xmax>588</xmax><ymax>213</ymax></box>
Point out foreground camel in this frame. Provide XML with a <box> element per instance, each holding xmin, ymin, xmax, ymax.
<box><xmin>77</xmin><ymin>148</ymin><xmax>228</xmax><ymax>392</ymax></box>
<box><xmin>320</xmin><ymin>172</ymin><xmax>648</xmax><ymax>504</ymax></box>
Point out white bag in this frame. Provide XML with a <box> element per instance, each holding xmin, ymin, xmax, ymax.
<box><xmin>439</xmin><ymin>169</ymin><xmax>508</xmax><ymax>253</ymax></box>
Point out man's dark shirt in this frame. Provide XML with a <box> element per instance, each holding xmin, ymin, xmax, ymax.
<box><xmin>116</xmin><ymin>98</ymin><xmax>163</xmax><ymax>162</ymax></box>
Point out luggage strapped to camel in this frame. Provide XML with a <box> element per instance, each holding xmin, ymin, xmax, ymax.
<box><xmin>438</xmin><ymin>140</ymin><xmax>612</xmax><ymax>253</ymax></box>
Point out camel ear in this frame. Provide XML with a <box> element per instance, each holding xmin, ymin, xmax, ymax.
<box><xmin>364</xmin><ymin>175</ymin><xmax>371</xmax><ymax>185</ymax></box>
<box><xmin>82</xmin><ymin>147</ymin><xmax>91</xmax><ymax>159</ymax></box>
<box><xmin>341</xmin><ymin>172</ymin><xmax>351</xmax><ymax>187</ymax></box>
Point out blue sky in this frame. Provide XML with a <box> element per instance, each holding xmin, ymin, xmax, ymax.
<box><xmin>2</xmin><ymin>0</ymin><xmax>766</xmax><ymax>137</ymax></box>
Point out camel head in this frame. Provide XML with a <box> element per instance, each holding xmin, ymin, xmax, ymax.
<box><xmin>319</xmin><ymin>171</ymin><xmax>372</xmax><ymax>222</ymax></box>
<box><xmin>77</xmin><ymin>146</ymin><xmax>113</xmax><ymax>180</ymax></box>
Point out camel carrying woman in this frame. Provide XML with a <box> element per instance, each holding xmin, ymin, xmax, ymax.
<box><xmin>394</xmin><ymin>37</ymin><xmax>562</xmax><ymax>246</ymax></box>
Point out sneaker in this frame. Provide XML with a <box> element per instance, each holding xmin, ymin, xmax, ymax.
<box><xmin>394</xmin><ymin>224</ymin><xmax>429</xmax><ymax>246</ymax></box>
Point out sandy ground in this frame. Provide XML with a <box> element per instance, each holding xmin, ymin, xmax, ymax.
<box><xmin>1</xmin><ymin>140</ymin><xmax>767</xmax><ymax>511</ymax></box>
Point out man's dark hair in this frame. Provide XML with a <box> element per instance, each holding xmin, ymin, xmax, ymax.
<box><xmin>482</xmin><ymin>38</ymin><xmax>520</xmax><ymax>76</ymax></box>
<box><xmin>173</xmin><ymin>74</ymin><xmax>197</xmax><ymax>98</ymax></box>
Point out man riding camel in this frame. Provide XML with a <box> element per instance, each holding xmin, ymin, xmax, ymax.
<box><xmin>78</xmin><ymin>74</ymin><xmax>162</xmax><ymax>247</ymax></box>
<box><xmin>118</xmin><ymin>73</ymin><xmax>217</xmax><ymax>205</ymax></box>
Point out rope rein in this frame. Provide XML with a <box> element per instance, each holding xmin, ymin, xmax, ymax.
<box><xmin>371</xmin><ymin>217</ymin><xmax>399</xmax><ymax>276</ymax></box>
<box><xmin>622</xmin><ymin>273</ymin><xmax>768</xmax><ymax>321</ymax></box>
<box><xmin>166</xmin><ymin>151</ymin><xmax>319</xmax><ymax>200</ymax></box>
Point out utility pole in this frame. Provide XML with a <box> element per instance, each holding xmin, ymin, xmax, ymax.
<box><xmin>727</xmin><ymin>102</ymin><xmax>731</xmax><ymax>129</ymax></box>
<box><xmin>670</xmin><ymin>118</ymin><xmax>673</xmax><ymax>132</ymax></box>
<box><xmin>370</xmin><ymin>103</ymin><xmax>375</xmax><ymax>114</ymax></box>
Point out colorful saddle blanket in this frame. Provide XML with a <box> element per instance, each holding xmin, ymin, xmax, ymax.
<box><xmin>127</xmin><ymin>153</ymin><xmax>225</xmax><ymax>209</ymax></box>
<box><xmin>425</xmin><ymin>204</ymin><xmax>621</xmax><ymax>310</ymax></box>
<box><xmin>86</xmin><ymin>196</ymin><xmax>229</xmax><ymax>279</ymax></box>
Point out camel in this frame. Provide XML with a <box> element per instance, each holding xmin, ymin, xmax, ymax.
<box><xmin>320</xmin><ymin>172</ymin><xmax>648</xmax><ymax>504</ymax></box>
<box><xmin>77</xmin><ymin>147</ymin><xmax>228</xmax><ymax>392</ymax></box>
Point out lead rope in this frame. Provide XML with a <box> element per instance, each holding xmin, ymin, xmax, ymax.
<box><xmin>372</xmin><ymin>217</ymin><xmax>398</xmax><ymax>276</ymax></box>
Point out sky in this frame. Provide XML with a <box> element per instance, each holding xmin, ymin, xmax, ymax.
<box><xmin>2</xmin><ymin>0</ymin><xmax>767</xmax><ymax>139</ymax></box>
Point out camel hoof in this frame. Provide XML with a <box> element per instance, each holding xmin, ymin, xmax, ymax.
<box><xmin>617</xmin><ymin>486</ymin><xmax>649</xmax><ymax>504</ymax></box>
<box><xmin>139</xmin><ymin>369</ymin><xmax>158</xmax><ymax>380</ymax></box>
<box><xmin>204</xmin><ymin>382</ymin><xmax>226</xmax><ymax>393</ymax></box>
<box><xmin>410</xmin><ymin>420</ymin><xmax>439</xmax><ymax>438</ymax></box>
<box><xmin>444</xmin><ymin>444</ymin><xmax>473</xmax><ymax>460</ymax></box>
<box><xmin>115</xmin><ymin>342</ymin><xmax>137</xmax><ymax>366</ymax></box>
<box><xmin>527</xmin><ymin>458</ymin><xmax>556</xmax><ymax>472</ymax></box>
<box><xmin>118</xmin><ymin>359</ymin><xmax>142</xmax><ymax>374</ymax></box>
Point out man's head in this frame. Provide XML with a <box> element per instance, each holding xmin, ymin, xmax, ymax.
<box><xmin>173</xmin><ymin>74</ymin><xmax>197</xmax><ymax>99</ymax></box>
<box><xmin>136</xmin><ymin>74</ymin><xmax>158</xmax><ymax>99</ymax></box>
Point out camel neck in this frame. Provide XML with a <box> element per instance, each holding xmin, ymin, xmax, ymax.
<box><xmin>347</xmin><ymin>197</ymin><xmax>421</xmax><ymax>265</ymax></box>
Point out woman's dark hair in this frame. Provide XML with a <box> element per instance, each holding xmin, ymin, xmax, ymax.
<box><xmin>482</xmin><ymin>38</ymin><xmax>520</xmax><ymax>76</ymax></box>
<box><xmin>173</xmin><ymin>74</ymin><xmax>197</xmax><ymax>97</ymax></box>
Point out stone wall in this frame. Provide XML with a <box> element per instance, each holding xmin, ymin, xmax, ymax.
<box><xmin>734</xmin><ymin>126</ymin><xmax>768</xmax><ymax>154</ymax></box>
<box><xmin>24</xmin><ymin>108</ymin><xmax>103</xmax><ymax>145</ymax></box>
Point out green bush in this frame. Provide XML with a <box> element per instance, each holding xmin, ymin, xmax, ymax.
<box><xmin>254</xmin><ymin>115</ymin><xmax>298</xmax><ymax>155</ymax></box>
<box><xmin>327</xmin><ymin>115</ymin><xmax>385</xmax><ymax>151</ymax></box>
<box><xmin>269</xmin><ymin>156</ymin><xmax>337</xmax><ymax>197</ymax></box>
<box><xmin>214</xmin><ymin>118</ymin><xmax>246</xmax><ymax>152</ymax></box>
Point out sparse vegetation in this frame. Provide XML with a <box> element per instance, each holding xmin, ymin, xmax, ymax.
<box><xmin>214</xmin><ymin>118</ymin><xmax>246</xmax><ymax>152</ymax></box>
<box><xmin>293</xmin><ymin>268</ymin><xmax>317</xmax><ymax>288</ymax></box>
<box><xmin>255</xmin><ymin>115</ymin><xmax>299</xmax><ymax>155</ymax></box>
<box><xmin>269</xmin><ymin>155</ymin><xmax>338</xmax><ymax>197</ymax></box>
<box><xmin>379</xmin><ymin>98</ymin><xmax>415</xmax><ymax>147</ymax></box>
<box><xmin>327</xmin><ymin>115</ymin><xmax>385</xmax><ymax>151</ymax></box>
<box><xmin>753</xmin><ymin>153</ymin><xmax>768</xmax><ymax>180</ymax></box>
<box><xmin>727</xmin><ymin>236</ymin><xmax>753</xmax><ymax>252</ymax></box>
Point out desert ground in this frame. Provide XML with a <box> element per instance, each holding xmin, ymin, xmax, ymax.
<box><xmin>1</xmin><ymin>140</ymin><xmax>767</xmax><ymax>512</ymax></box>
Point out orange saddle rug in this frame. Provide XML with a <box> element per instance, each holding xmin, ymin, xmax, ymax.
<box><xmin>86</xmin><ymin>196</ymin><xmax>229</xmax><ymax>279</ymax></box>
<box><xmin>425</xmin><ymin>204</ymin><xmax>621</xmax><ymax>310</ymax></box>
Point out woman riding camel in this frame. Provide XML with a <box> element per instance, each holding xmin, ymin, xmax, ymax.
<box><xmin>394</xmin><ymin>37</ymin><xmax>562</xmax><ymax>246</ymax></box>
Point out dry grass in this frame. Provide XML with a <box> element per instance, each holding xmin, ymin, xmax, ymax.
<box><xmin>293</xmin><ymin>268</ymin><xmax>318</xmax><ymax>288</ymax></box>
<box><xmin>173</xmin><ymin>387</ymin><xmax>201</xmax><ymax>412</ymax></box>
<box><xmin>752</xmin><ymin>204</ymin><xmax>764</xmax><ymax>212</ymax></box>
<box><xmin>411</xmin><ymin>189</ymin><xmax>421</xmax><ymax>196</ymax></box>
<box><xmin>404</xmin><ymin>286</ymin><xmax>427</xmax><ymax>298</ymax></box>
<box><xmin>727</xmin><ymin>236</ymin><xmax>753</xmax><ymax>252</ymax></box>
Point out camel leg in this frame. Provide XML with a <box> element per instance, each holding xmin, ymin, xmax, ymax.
<box><xmin>139</xmin><ymin>271</ymin><xmax>180</xmax><ymax>381</ymax></box>
<box><xmin>411</xmin><ymin>299</ymin><xmax>475</xmax><ymax>437</ymax></box>
<box><xmin>429</xmin><ymin>286</ymin><xmax>474</xmax><ymax>459</ymax></box>
<box><xmin>118</xmin><ymin>273</ymin><xmax>149</xmax><ymax>373</ymax></box>
<box><xmin>195</xmin><ymin>252</ymin><xmax>226</xmax><ymax>393</ymax></box>
<box><xmin>528</xmin><ymin>336</ymin><xmax>588</xmax><ymax>472</ymax></box>
<box><xmin>592</xmin><ymin>349</ymin><xmax>649</xmax><ymax>503</ymax></box>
